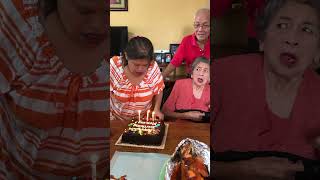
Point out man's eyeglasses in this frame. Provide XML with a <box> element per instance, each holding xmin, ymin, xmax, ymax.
<box><xmin>193</xmin><ymin>23</ymin><xmax>210</xmax><ymax>29</ymax></box>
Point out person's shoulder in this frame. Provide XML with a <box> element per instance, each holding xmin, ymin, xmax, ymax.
<box><xmin>303</xmin><ymin>70</ymin><xmax>320</xmax><ymax>107</ymax></box>
<box><xmin>1</xmin><ymin>0</ymin><xmax>40</xmax><ymax>27</ymax></box>
<box><xmin>214</xmin><ymin>53</ymin><xmax>262</xmax><ymax>67</ymax></box>
<box><xmin>213</xmin><ymin>53</ymin><xmax>263</xmax><ymax>79</ymax></box>
<box><xmin>306</xmin><ymin>69</ymin><xmax>320</xmax><ymax>89</ymax></box>
<box><xmin>183</xmin><ymin>34</ymin><xmax>194</xmax><ymax>39</ymax></box>
<box><xmin>173</xmin><ymin>78</ymin><xmax>192</xmax><ymax>89</ymax></box>
<box><xmin>110</xmin><ymin>56</ymin><xmax>121</xmax><ymax>66</ymax></box>
<box><xmin>149</xmin><ymin>61</ymin><xmax>161</xmax><ymax>73</ymax></box>
<box><xmin>175</xmin><ymin>78</ymin><xmax>192</xmax><ymax>84</ymax></box>
<box><xmin>145</xmin><ymin>61</ymin><xmax>162</xmax><ymax>82</ymax></box>
<box><xmin>214</xmin><ymin>53</ymin><xmax>263</xmax><ymax>71</ymax></box>
<box><xmin>2</xmin><ymin>0</ymin><xmax>35</xmax><ymax>14</ymax></box>
<box><xmin>180</xmin><ymin>34</ymin><xmax>194</xmax><ymax>43</ymax></box>
<box><xmin>151</xmin><ymin>60</ymin><xmax>159</xmax><ymax>67</ymax></box>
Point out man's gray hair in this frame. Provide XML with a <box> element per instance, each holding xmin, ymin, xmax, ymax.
<box><xmin>194</xmin><ymin>8</ymin><xmax>210</xmax><ymax>20</ymax></box>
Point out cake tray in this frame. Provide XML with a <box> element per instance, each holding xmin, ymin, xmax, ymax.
<box><xmin>115</xmin><ymin>123</ymin><xmax>169</xmax><ymax>149</ymax></box>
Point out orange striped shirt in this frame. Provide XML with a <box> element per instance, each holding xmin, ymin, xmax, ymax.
<box><xmin>0</xmin><ymin>0</ymin><xmax>109</xmax><ymax>179</ymax></box>
<box><xmin>110</xmin><ymin>56</ymin><xmax>165</xmax><ymax>121</ymax></box>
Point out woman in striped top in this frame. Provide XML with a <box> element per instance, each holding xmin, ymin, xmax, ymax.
<box><xmin>0</xmin><ymin>0</ymin><xmax>109</xmax><ymax>179</ymax></box>
<box><xmin>110</xmin><ymin>36</ymin><xmax>165</xmax><ymax>121</ymax></box>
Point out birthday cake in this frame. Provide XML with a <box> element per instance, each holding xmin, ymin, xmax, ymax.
<box><xmin>121</xmin><ymin>119</ymin><xmax>165</xmax><ymax>145</ymax></box>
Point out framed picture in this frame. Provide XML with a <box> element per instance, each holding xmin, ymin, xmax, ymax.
<box><xmin>154</xmin><ymin>53</ymin><xmax>163</xmax><ymax>63</ymax></box>
<box><xmin>110</xmin><ymin>0</ymin><xmax>128</xmax><ymax>11</ymax></box>
<box><xmin>164</xmin><ymin>53</ymin><xmax>172</xmax><ymax>63</ymax></box>
<box><xmin>169</xmin><ymin>44</ymin><xmax>179</xmax><ymax>56</ymax></box>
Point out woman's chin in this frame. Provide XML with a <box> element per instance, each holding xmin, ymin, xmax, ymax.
<box><xmin>134</xmin><ymin>72</ymin><xmax>146</xmax><ymax>77</ymax></box>
<box><xmin>270</xmin><ymin>67</ymin><xmax>305</xmax><ymax>81</ymax></box>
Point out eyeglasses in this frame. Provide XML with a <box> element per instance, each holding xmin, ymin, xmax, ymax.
<box><xmin>193</xmin><ymin>23</ymin><xmax>210</xmax><ymax>29</ymax></box>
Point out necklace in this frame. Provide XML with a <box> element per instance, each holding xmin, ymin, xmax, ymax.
<box><xmin>193</xmin><ymin>84</ymin><xmax>204</xmax><ymax>99</ymax></box>
<box><xmin>193</xmin><ymin>83</ymin><xmax>204</xmax><ymax>91</ymax></box>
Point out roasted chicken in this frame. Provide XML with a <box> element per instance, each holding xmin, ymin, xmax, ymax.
<box><xmin>170</xmin><ymin>143</ymin><xmax>209</xmax><ymax>180</ymax></box>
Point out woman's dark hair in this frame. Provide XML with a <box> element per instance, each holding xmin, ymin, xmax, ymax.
<box><xmin>256</xmin><ymin>0</ymin><xmax>320</xmax><ymax>41</ymax></box>
<box><xmin>122</xmin><ymin>36</ymin><xmax>154</xmax><ymax>66</ymax></box>
<box><xmin>40</xmin><ymin>0</ymin><xmax>57</xmax><ymax>18</ymax></box>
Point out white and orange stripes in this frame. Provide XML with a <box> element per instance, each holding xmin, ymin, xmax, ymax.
<box><xmin>0</xmin><ymin>0</ymin><xmax>109</xmax><ymax>178</ymax></box>
<box><xmin>110</xmin><ymin>56</ymin><xmax>164</xmax><ymax>121</ymax></box>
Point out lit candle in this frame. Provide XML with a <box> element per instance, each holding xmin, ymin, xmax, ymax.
<box><xmin>146</xmin><ymin>110</ymin><xmax>150</xmax><ymax>121</ymax></box>
<box><xmin>152</xmin><ymin>111</ymin><xmax>155</xmax><ymax>121</ymax></box>
<box><xmin>90</xmin><ymin>154</ymin><xmax>98</xmax><ymax>180</ymax></box>
<box><xmin>138</xmin><ymin>110</ymin><xmax>141</xmax><ymax>122</ymax></box>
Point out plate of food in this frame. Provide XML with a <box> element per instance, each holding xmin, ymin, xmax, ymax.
<box><xmin>160</xmin><ymin>138</ymin><xmax>210</xmax><ymax>180</ymax></box>
<box><xmin>110</xmin><ymin>175</ymin><xmax>127</xmax><ymax>180</ymax></box>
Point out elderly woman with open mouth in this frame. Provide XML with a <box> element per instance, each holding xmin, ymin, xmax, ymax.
<box><xmin>212</xmin><ymin>0</ymin><xmax>320</xmax><ymax>179</ymax></box>
<box><xmin>162</xmin><ymin>57</ymin><xmax>210</xmax><ymax>122</ymax></box>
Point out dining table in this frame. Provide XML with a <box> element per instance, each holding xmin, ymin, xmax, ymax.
<box><xmin>110</xmin><ymin>119</ymin><xmax>210</xmax><ymax>179</ymax></box>
<box><xmin>110</xmin><ymin>119</ymin><xmax>210</xmax><ymax>159</ymax></box>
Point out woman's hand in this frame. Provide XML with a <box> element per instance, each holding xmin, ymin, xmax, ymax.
<box><xmin>214</xmin><ymin>157</ymin><xmax>304</xmax><ymax>180</ymax></box>
<box><xmin>241</xmin><ymin>157</ymin><xmax>304</xmax><ymax>180</ymax></box>
<box><xmin>183</xmin><ymin>111</ymin><xmax>205</xmax><ymax>121</ymax></box>
<box><xmin>153</xmin><ymin>109</ymin><xmax>164</xmax><ymax>120</ymax></box>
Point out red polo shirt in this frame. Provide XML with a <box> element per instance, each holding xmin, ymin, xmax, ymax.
<box><xmin>170</xmin><ymin>34</ymin><xmax>210</xmax><ymax>74</ymax></box>
<box><xmin>212</xmin><ymin>54</ymin><xmax>320</xmax><ymax>160</ymax></box>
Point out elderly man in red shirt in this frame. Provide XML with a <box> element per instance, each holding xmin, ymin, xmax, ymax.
<box><xmin>162</xmin><ymin>8</ymin><xmax>210</xmax><ymax>79</ymax></box>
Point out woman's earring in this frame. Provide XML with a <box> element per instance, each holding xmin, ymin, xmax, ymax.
<box><xmin>312</xmin><ymin>54</ymin><xmax>320</xmax><ymax>69</ymax></box>
<box><xmin>259</xmin><ymin>41</ymin><xmax>264</xmax><ymax>52</ymax></box>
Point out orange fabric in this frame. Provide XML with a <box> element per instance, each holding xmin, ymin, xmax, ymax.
<box><xmin>0</xmin><ymin>0</ymin><xmax>109</xmax><ymax>178</ymax></box>
<box><xmin>110</xmin><ymin>56</ymin><xmax>165</xmax><ymax>120</ymax></box>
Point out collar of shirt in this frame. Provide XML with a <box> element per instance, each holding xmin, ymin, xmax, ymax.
<box><xmin>191</xmin><ymin>33</ymin><xmax>210</xmax><ymax>49</ymax></box>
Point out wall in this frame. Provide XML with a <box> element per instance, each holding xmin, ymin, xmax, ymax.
<box><xmin>212</xmin><ymin>8</ymin><xmax>247</xmax><ymax>47</ymax></box>
<box><xmin>212</xmin><ymin>7</ymin><xmax>248</xmax><ymax>58</ymax></box>
<box><xmin>110</xmin><ymin>0</ymin><xmax>209</xmax><ymax>50</ymax></box>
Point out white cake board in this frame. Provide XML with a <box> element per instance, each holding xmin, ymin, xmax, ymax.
<box><xmin>115</xmin><ymin>123</ymin><xmax>169</xmax><ymax>149</ymax></box>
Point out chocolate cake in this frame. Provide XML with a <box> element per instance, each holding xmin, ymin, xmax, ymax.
<box><xmin>121</xmin><ymin>120</ymin><xmax>165</xmax><ymax>145</ymax></box>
